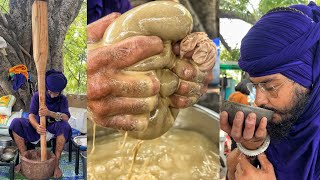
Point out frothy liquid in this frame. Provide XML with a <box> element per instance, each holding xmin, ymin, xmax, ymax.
<box><xmin>88</xmin><ymin>128</ymin><xmax>219</xmax><ymax>180</ymax></box>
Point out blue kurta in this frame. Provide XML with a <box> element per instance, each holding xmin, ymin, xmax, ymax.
<box><xmin>87</xmin><ymin>0</ymin><xmax>132</xmax><ymax>24</ymax></box>
<box><xmin>9</xmin><ymin>92</ymin><xmax>71</xmax><ymax>143</ymax></box>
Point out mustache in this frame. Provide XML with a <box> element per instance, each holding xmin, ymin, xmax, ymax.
<box><xmin>259</xmin><ymin>105</ymin><xmax>287</xmax><ymax>115</ymax></box>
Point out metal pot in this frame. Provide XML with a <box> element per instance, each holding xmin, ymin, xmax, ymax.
<box><xmin>88</xmin><ymin>104</ymin><xmax>220</xmax><ymax>152</ymax></box>
<box><xmin>0</xmin><ymin>136</ymin><xmax>13</xmax><ymax>148</ymax></box>
<box><xmin>1</xmin><ymin>151</ymin><xmax>15</xmax><ymax>162</ymax></box>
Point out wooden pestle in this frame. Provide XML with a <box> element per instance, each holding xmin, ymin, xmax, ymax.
<box><xmin>32</xmin><ymin>0</ymin><xmax>49</xmax><ymax>161</ymax></box>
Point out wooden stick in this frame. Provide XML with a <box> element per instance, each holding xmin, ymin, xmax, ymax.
<box><xmin>32</xmin><ymin>0</ymin><xmax>48</xmax><ymax>162</ymax></box>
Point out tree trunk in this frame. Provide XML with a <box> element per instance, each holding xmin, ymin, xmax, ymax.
<box><xmin>0</xmin><ymin>0</ymin><xmax>83</xmax><ymax>111</ymax></box>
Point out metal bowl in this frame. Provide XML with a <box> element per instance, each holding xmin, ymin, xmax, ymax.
<box><xmin>220</xmin><ymin>100</ymin><xmax>274</xmax><ymax>128</ymax></box>
<box><xmin>3</xmin><ymin>146</ymin><xmax>18</xmax><ymax>154</ymax></box>
<box><xmin>0</xmin><ymin>136</ymin><xmax>13</xmax><ymax>148</ymax></box>
<box><xmin>1</xmin><ymin>151</ymin><xmax>15</xmax><ymax>162</ymax></box>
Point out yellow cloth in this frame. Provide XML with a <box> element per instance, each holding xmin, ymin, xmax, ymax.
<box><xmin>8</xmin><ymin>64</ymin><xmax>28</xmax><ymax>80</ymax></box>
<box><xmin>0</xmin><ymin>95</ymin><xmax>16</xmax><ymax>116</ymax></box>
<box><xmin>228</xmin><ymin>91</ymin><xmax>249</xmax><ymax>105</ymax></box>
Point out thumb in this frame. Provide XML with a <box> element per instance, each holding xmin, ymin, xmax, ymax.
<box><xmin>87</xmin><ymin>12</ymin><xmax>121</xmax><ymax>43</ymax></box>
<box><xmin>258</xmin><ymin>153</ymin><xmax>274</xmax><ymax>172</ymax></box>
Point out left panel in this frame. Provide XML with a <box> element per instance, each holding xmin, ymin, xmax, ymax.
<box><xmin>0</xmin><ymin>0</ymin><xmax>87</xmax><ymax>179</ymax></box>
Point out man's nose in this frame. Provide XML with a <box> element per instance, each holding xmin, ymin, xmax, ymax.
<box><xmin>254</xmin><ymin>88</ymin><xmax>269</xmax><ymax>107</ymax></box>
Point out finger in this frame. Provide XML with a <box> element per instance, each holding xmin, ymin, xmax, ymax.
<box><xmin>172</xmin><ymin>42</ymin><xmax>180</xmax><ymax>55</ymax></box>
<box><xmin>258</xmin><ymin>153</ymin><xmax>274</xmax><ymax>172</ymax></box>
<box><xmin>87</xmin><ymin>36</ymin><xmax>163</xmax><ymax>72</ymax></box>
<box><xmin>172</xmin><ymin>42</ymin><xmax>195</xmax><ymax>58</ymax></box>
<box><xmin>236</xmin><ymin>162</ymin><xmax>243</xmax><ymax>176</ymax></box>
<box><xmin>87</xmin><ymin>12</ymin><xmax>121</xmax><ymax>43</ymax></box>
<box><xmin>175</xmin><ymin>80</ymin><xmax>202</xmax><ymax>96</ymax></box>
<box><xmin>88</xmin><ymin>95</ymin><xmax>159</xmax><ymax>117</ymax></box>
<box><xmin>220</xmin><ymin>111</ymin><xmax>232</xmax><ymax>134</ymax></box>
<box><xmin>230</xmin><ymin>111</ymin><xmax>245</xmax><ymax>142</ymax></box>
<box><xmin>172</xmin><ymin>59</ymin><xmax>207</xmax><ymax>82</ymax></box>
<box><xmin>200</xmin><ymin>71</ymin><xmax>213</xmax><ymax>94</ymax></box>
<box><xmin>238</xmin><ymin>153</ymin><xmax>254</xmax><ymax>170</ymax></box>
<box><xmin>255</xmin><ymin>117</ymin><xmax>267</xmax><ymax>139</ymax></box>
<box><xmin>192</xmin><ymin>40</ymin><xmax>216</xmax><ymax>71</ymax></box>
<box><xmin>92</xmin><ymin>113</ymin><xmax>149</xmax><ymax>132</ymax></box>
<box><xmin>243</xmin><ymin>113</ymin><xmax>256</xmax><ymax>140</ymax></box>
<box><xmin>169</xmin><ymin>94</ymin><xmax>199</xmax><ymax>108</ymax></box>
<box><xmin>87</xmin><ymin>71</ymin><xmax>160</xmax><ymax>100</ymax></box>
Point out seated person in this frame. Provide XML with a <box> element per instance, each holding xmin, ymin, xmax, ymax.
<box><xmin>9</xmin><ymin>69</ymin><xmax>71</xmax><ymax>179</ymax></box>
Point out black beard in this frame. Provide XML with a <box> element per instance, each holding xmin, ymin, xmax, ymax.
<box><xmin>259</xmin><ymin>88</ymin><xmax>310</xmax><ymax>142</ymax></box>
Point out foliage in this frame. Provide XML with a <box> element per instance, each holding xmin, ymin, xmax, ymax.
<box><xmin>221</xmin><ymin>47</ymin><xmax>240</xmax><ymax>62</ymax></box>
<box><xmin>63</xmin><ymin>1</ymin><xmax>87</xmax><ymax>94</ymax></box>
<box><xmin>220</xmin><ymin>0</ymin><xmax>251</xmax><ymax>13</ymax></box>
<box><xmin>0</xmin><ymin>0</ymin><xmax>87</xmax><ymax>94</ymax></box>
<box><xmin>220</xmin><ymin>0</ymin><xmax>310</xmax><ymax>62</ymax></box>
<box><xmin>259</xmin><ymin>0</ymin><xmax>309</xmax><ymax>14</ymax></box>
<box><xmin>0</xmin><ymin>0</ymin><xmax>8</xmax><ymax>13</ymax></box>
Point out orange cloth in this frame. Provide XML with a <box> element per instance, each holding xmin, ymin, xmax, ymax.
<box><xmin>228</xmin><ymin>91</ymin><xmax>249</xmax><ymax>105</ymax></box>
<box><xmin>8</xmin><ymin>64</ymin><xmax>28</xmax><ymax>80</ymax></box>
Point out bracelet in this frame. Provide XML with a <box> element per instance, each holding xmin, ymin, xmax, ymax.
<box><xmin>237</xmin><ymin>135</ymin><xmax>270</xmax><ymax>157</ymax></box>
<box><xmin>55</xmin><ymin>112</ymin><xmax>62</xmax><ymax>121</ymax></box>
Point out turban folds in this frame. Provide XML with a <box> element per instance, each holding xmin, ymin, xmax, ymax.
<box><xmin>45</xmin><ymin>69</ymin><xmax>67</xmax><ymax>93</ymax></box>
<box><xmin>238</xmin><ymin>2</ymin><xmax>320</xmax><ymax>180</ymax></box>
<box><xmin>238</xmin><ymin>2</ymin><xmax>320</xmax><ymax>89</ymax></box>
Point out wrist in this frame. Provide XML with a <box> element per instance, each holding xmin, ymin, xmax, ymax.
<box><xmin>241</xmin><ymin>139</ymin><xmax>265</xmax><ymax>150</ymax></box>
<box><xmin>237</xmin><ymin>135</ymin><xmax>270</xmax><ymax>157</ymax></box>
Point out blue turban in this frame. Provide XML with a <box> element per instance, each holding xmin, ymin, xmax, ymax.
<box><xmin>238</xmin><ymin>2</ymin><xmax>320</xmax><ymax>179</ymax></box>
<box><xmin>45</xmin><ymin>69</ymin><xmax>67</xmax><ymax>93</ymax></box>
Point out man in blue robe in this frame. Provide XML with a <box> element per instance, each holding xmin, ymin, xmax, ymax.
<box><xmin>220</xmin><ymin>2</ymin><xmax>320</xmax><ymax>180</ymax></box>
<box><xmin>9</xmin><ymin>69</ymin><xmax>71</xmax><ymax>179</ymax></box>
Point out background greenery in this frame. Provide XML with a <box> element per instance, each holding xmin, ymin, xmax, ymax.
<box><xmin>220</xmin><ymin>0</ymin><xmax>309</xmax><ymax>63</ymax></box>
<box><xmin>0</xmin><ymin>0</ymin><xmax>87</xmax><ymax>94</ymax></box>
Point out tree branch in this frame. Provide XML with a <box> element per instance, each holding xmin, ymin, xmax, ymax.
<box><xmin>219</xmin><ymin>33</ymin><xmax>231</xmax><ymax>52</ymax></box>
<box><xmin>219</xmin><ymin>9</ymin><xmax>256</xmax><ymax>25</ymax></box>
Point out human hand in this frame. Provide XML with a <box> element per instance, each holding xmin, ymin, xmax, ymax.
<box><xmin>171</xmin><ymin>32</ymin><xmax>216</xmax><ymax>108</ymax></box>
<box><xmin>87</xmin><ymin>14</ymin><xmax>163</xmax><ymax>132</ymax></box>
<box><xmin>36</xmin><ymin>124</ymin><xmax>46</xmax><ymax>135</ymax></box>
<box><xmin>39</xmin><ymin>106</ymin><xmax>50</xmax><ymax>117</ymax></box>
<box><xmin>220</xmin><ymin>111</ymin><xmax>268</xmax><ymax>150</ymax></box>
<box><xmin>235</xmin><ymin>153</ymin><xmax>276</xmax><ymax>180</ymax></box>
<box><xmin>87</xmin><ymin>9</ymin><xmax>216</xmax><ymax>140</ymax></box>
<box><xmin>226</xmin><ymin>148</ymin><xmax>241</xmax><ymax>180</ymax></box>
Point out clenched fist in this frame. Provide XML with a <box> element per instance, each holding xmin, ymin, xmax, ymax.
<box><xmin>87</xmin><ymin>2</ymin><xmax>216</xmax><ymax>140</ymax></box>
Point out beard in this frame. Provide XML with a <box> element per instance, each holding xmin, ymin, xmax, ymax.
<box><xmin>259</xmin><ymin>87</ymin><xmax>310</xmax><ymax>141</ymax></box>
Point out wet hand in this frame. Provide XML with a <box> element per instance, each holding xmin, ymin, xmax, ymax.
<box><xmin>87</xmin><ymin>14</ymin><xmax>163</xmax><ymax>131</ymax></box>
<box><xmin>171</xmin><ymin>32</ymin><xmax>216</xmax><ymax>108</ymax></box>
<box><xmin>220</xmin><ymin>111</ymin><xmax>267</xmax><ymax>150</ymax></box>
<box><xmin>235</xmin><ymin>153</ymin><xmax>276</xmax><ymax>180</ymax></box>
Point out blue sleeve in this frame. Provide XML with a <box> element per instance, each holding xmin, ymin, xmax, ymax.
<box><xmin>60</xmin><ymin>95</ymin><xmax>71</xmax><ymax>118</ymax></box>
<box><xmin>87</xmin><ymin>0</ymin><xmax>103</xmax><ymax>24</ymax></box>
<box><xmin>29</xmin><ymin>92</ymin><xmax>39</xmax><ymax>115</ymax></box>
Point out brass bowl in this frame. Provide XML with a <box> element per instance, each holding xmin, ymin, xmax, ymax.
<box><xmin>220</xmin><ymin>101</ymin><xmax>274</xmax><ymax>128</ymax></box>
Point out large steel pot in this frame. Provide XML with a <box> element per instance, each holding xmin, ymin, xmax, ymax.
<box><xmin>88</xmin><ymin>104</ymin><xmax>219</xmax><ymax>152</ymax></box>
<box><xmin>0</xmin><ymin>136</ymin><xmax>12</xmax><ymax>148</ymax></box>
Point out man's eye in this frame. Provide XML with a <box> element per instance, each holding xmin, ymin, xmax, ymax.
<box><xmin>264</xmin><ymin>85</ymin><xmax>274</xmax><ymax>91</ymax></box>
